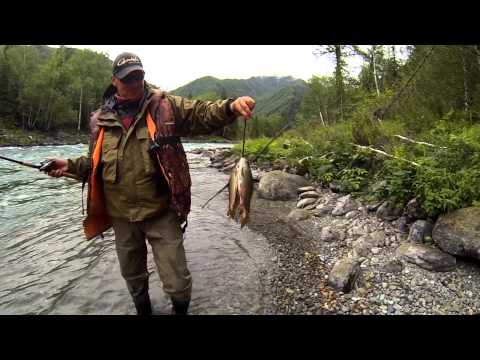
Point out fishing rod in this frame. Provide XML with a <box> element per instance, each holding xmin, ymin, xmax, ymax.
<box><xmin>201</xmin><ymin>117</ymin><xmax>296</xmax><ymax>209</ymax></box>
<box><xmin>0</xmin><ymin>155</ymin><xmax>80</xmax><ymax>180</ymax></box>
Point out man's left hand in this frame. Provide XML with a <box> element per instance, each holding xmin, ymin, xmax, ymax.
<box><xmin>230</xmin><ymin>96</ymin><xmax>256</xmax><ymax>119</ymax></box>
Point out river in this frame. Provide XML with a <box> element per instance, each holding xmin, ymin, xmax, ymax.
<box><xmin>0</xmin><ymin>144</ymin><xmax>273</xmax><ymax>315</ymax></box>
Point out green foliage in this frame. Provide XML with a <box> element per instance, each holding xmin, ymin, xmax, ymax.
<box><xmin>171</xmin><ymin>75</ymin><xmax>307</xmax><ymax>129</ymax></box>
<box><xmin>0</xmin><ymin>45</ymin><xmax>112</xmax><ymax>132</ymax></box>
<box><xmin>338</xmin><ymin>167</ymin><xmax>369</xmax><ymax>193</ymax></box>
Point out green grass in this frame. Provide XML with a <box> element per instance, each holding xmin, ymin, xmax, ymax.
<box><xmin>235</xmin><ymin>117</ymin><xmax>480</xmax><ymax>219</ymax></box>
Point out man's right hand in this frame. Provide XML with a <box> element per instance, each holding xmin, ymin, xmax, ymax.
<box><xmin>46</xmin><ymin>158</ymin><xmax>69</xmax><ymax>178</ymax></box>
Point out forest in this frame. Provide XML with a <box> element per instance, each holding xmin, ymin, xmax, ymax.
<box><xmin>238</xmin><ymin>45</ymin><xmax>480</xmax><ymax>219</ymax></box>
<box><xmin>2</xmin><ymin>45</ymin><xmax>480</xmax><ymax>218</ymax></box>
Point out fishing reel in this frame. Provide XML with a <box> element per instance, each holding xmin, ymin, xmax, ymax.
<box><xmin>38</xmin><ymin>159</ymin><xmax>55</xmax><ymax>172</ymax></box>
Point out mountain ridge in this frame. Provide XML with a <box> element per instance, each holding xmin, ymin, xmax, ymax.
<box><xmin>170</xmin><ymin>75</ymin><xmax>307</xmax><ymax>121</ymax></box>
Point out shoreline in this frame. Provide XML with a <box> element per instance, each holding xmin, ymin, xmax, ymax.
<box><xmin>203</xmin><ymin>148</ymin><xmax>480</xmax><ymax>315</ymax></box>
<box><xmin>0</xmin><ymin>133</ymin><xmax>235</xmax><ymax>148</ymax></box>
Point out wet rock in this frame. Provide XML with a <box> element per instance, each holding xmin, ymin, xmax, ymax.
<box><xmin>376</xmin><ymin>201</ymin><xmax>403</xmax><ymax>221</ymax></box>
<box><xmin>396</xmin><ymin>243</ymin><xmax>456</xmax><ymax>272</ymax></box>
<box><xmin>320</xmin><ymin>226</ymin><xmax>344</xmax><ymax>242</ymax></box>
<box><xmin>367</xmin><ymin>202</ymin><xmax>382</xmax><ymax>212</ymax></box>
<box><xmin>295</xmin><ymin>158</ymin><xmax>310</xmax><ymax>176</ymax></box>
<box><xmin>297</xmin><ymin>197</ymin><xmax>317</xmax><ymax>209</ymax></box>
<box><xmin>408</xmin><ymin>220</ymin><xmax>434</xmax><ymax>243</ymax></box>
<box><xmin>272</xmin><ymin>159</ymin><xmax>289</xmax><ymax>171</ymax></box>
<box><xmin>298</xmin><ymin>191</ymin><xmax>321</xmax><ymax>200</ymax></box>
<box><xmin>404</xmin><ymin>196</ymin><xmax>428</xmax><ymax>221</ymax></box>
<box><xmin>328</xmin><ymin>258</ymin><xmax>361</xmax><ymax>293</ymax></box>
<box><xmin>287</xmin><ymin>209</ymin><xmax>311</xmax><ymax>222</ymax></box>
<box><xmin>382</xmin><ymin>259</ymin><xmax>404</xmax><ymax>273</ymax></box>
<box><xmin>371</xmin><ymin>247</ymin><xmax>381</xmax><ymax>255</ymax></box>
<box><xmin>297</xmin><ymin>186</ymin><xmax>316</xmax><ymax>193</ymax></box>
<box><xmin>311</xmin><ymin>205</ymin><xmax>334</xmax><ymax>217</ymax></box>
<box><xmin>352</xmin><ymin>231</ymin><xmax>385</xmax><ymax>257</ymax></box>
<box><xmin>345</xmin><ymin>210</ymin><xmax>359</xmax><ymax>219</ymax></box>
<box><xmin>433</xmin><ymin>207</ymin><xmax>480</xmax><ymax>261</ymax></box>
<box><xmin>304</xmin><ymin>203</ymin><xmax>318</xmax><ymax>211</ymax></box>
<box><xmin>221</xmin><ymin>163</ymin><xmax>236</xmax><ymax>172</ymax></box>
<box><xmin>329</xmin><ymin>182</ymin><xmax>341</xmax><ymax>193</ymax></box>
<box><xmin>258</xmin><ymin>171</ymin><xmax>310</xmax><ymax>200</ymax></box>
<box><xmin>332</xmin><ymin>195</ymin><xmax>360</xmax><ymax>216</ymax></box>
<box><xmin>396</xmin><ymin>216</ymin><xmax>409</xmax><ymax>233</ymax></box>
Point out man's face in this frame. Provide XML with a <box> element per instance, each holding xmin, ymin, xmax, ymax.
<box><xmin>112</xmin><ymin>70</ymin><xmax>145</xmax><ymax>100</ymax></box>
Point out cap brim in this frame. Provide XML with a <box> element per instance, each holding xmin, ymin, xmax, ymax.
<box><xmin>115</xmin><ymin>65</ymin><xmax>144</xmax><ymax>80</ymax></box>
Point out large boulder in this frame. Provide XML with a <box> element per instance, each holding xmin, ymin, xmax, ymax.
<box><xmin>376</xmin><ymin>201</ymin><xmax>403</xmax><ymax>221</ymax></box>
<box><xmin>404</xmin><ymin>197</ymin><xmax>428</xmax><ymax>221</ymax></box>
<box><xmin>352</xmin><ymin>231</ymin><xmax>385</xmax><ymax>257</ymax></box>
<box><xmin>287</xmin><ymin>209</ymin><xmax>311</xmax><ymax>222</ymax></box>
<box><xmin>408</xmin><ymin>220</ymin><xmax>434</xmax><ymax>243</ymax></box>
<box><xmin>257</xmin><ymin>171</ymin><xmax>309</xmax><ymax>200</ymax></box>
<box><xmin>432</xmin><ymin>207</ymin><xmax>480</xmax><ymax>260</ymax></box>
<box><xmin>319</xmin><ymin>226</ymin><xmax>345</xmax><ymax>242</ymax></box>
<box><xmin>332</xmin><ymin>195</ymin><xmax>360</xmax><ymax>216</ymax></box>
<box><xmin>298</xmin><ymin>191</ymin><xmax>321</xmax><ymax>200</ymax></box>
<box><xmin>328</xmin><ymin>257</ymin><xmax>361</xmax><ymax>293</ymax></box>
<box><xmin>297</xmin><ymin>197</ymin><xmax>318</xmax><ymax>209</ymax></box>
<box><xmin>396</xmin><ymin>243</ymin><xmax>456</xmax><ymax>272</ymax></box>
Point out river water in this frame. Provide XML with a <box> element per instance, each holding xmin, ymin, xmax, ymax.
<box><xmin>0</xmin><ymin>144</ymin><xmax>273</xmax><ymax>315</ymax></box>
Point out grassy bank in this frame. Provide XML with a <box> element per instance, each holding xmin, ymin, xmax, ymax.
<box><xmin>234</xmin><ymin>117</ymin><xmax>480</xmax><ymax>220</ymax></box>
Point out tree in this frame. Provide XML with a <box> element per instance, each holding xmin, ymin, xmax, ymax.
<box><xmin>352</xmin><ymin>45</ymin><xmax>386</xmax><ymax>97</ymax></box>
<box><xmin>299</xmin><ymin>75</ymin><xmax>336</xmax><ymax>126</ymax></box>
<box><xmin>314</xmin><ymin>45</ymin><xmax>356</xmax><ymax>121</ymax></box>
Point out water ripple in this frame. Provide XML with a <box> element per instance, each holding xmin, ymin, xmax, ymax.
<box><xmin>0</xmin><ymin>144</ymin><xmax>272</xmax><ymax>314</ymax></box>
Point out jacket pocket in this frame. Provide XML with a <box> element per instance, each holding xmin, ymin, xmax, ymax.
<box><xmin>101</xmin><ymin>130</ymin><xmax>121</xmax><ymax>183</ymax></box>
<box><xmin>136</xmin><ymin>126</ymin><xmax>156</xmax><ymax>176</ymax></box>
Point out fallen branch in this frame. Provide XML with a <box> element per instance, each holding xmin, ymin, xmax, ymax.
<box><xmin>351</xmin><ymin>143</ymin><xmax>420</xmax><ymax>167</ymax></box>
<box><xmin>394</xmin><ymin>135</ymin><xmax>447</xmax><ymax>149</ymax></box>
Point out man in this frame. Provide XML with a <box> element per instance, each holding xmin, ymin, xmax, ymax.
<box><xmin>47</xmin><ymin>52</ymin><xmax>255</xmax><ymax>315</ymax></box>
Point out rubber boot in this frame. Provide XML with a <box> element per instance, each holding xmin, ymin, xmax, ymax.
<box><xmin>134</xmin><ymin>292</ymin><xmax>152</xmax><ymax>315</ymax></box>
<box><xmin>171</xmin><ymin>298</ymin><xmax>190</xmax><ymax>315</ymax></box>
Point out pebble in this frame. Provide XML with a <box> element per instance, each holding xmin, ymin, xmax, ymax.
<box><xmin>208</xmin><ymin>151</ymin><xmax>480</xmax><ymax>316</ymax></box>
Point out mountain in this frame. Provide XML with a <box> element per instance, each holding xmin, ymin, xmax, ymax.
<box><xmin>170</xmin><ymin>76</ymin><xmax>307</xmax><ymax>121</ymax></box>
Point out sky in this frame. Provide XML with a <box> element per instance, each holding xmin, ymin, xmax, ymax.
<box><xmin>60</xmin><ymin>45</ymin><xmax>368</xmax><ymax>91</ymax></box>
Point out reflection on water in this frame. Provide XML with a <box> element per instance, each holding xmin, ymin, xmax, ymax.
<box><xmin>0</xmin><ymin>143</ymin><xmax>272</xmax><ymax>315</ymax></box>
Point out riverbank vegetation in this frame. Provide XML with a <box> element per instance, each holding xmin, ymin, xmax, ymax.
<box><xmin>234</xmin><ymin>45</ymin><xmax>480</xmax><ymax>220</ymax></box>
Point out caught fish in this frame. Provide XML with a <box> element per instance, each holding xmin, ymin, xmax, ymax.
<box><xmin>227</xmin><ymin>157</ymin><xmax>253</xmax><ymax>228</ymax></box>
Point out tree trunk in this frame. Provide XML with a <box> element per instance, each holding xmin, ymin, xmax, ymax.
<box><xmin>318</xmin><ymin>106</ymin><xmax>326</xmax><ymax>126</ymax></box>
<box><xmin>460</xmin><ymin>51</ymin><xmax>471</xmax><ymax>120</ymax></box>
<box><xmin>391</xmin><ymin>45</ymin><xmax>398</xmax><ymax>80</ymax></box>
<box><xmin>372</xmin><ymin>46</ymin><xmax>380</xmax><ymax>97</ymax></box>
<box><xmin>334</xmin><ymin>45</ymin><xmax>344</xmax><ymax>121</ymax></box>
<box><xmin>77</xmin><ymin>86</ymin><xmax>83</xmax><ymax>133</ymax></box>
<box><xmin>475</xmin><ymin>45</ymin><xmax>480</xmax><ymax>71</ymax></box>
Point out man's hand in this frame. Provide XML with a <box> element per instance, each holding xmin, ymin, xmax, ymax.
<box><xmin>230</xmin><ymin>96</ymin><xmax>256</xmax><ymax>119</ymax></box>
<box><xmin>46</xmin><ymin>158</ymin><xmax>69</xmax><ymax>178</ymax></box>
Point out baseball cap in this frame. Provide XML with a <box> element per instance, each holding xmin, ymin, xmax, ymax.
<box><xmin>112</xmin><ymin>52</ymin><xmax>144</xmax><ymax>79</ymax></box>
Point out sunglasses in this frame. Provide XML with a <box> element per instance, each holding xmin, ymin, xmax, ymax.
<box><xmin>121</xmin><ymin>71</ymin><xmax>145</xmax><ymax>84</ymax></box>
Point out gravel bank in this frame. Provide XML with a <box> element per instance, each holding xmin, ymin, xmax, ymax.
<box><xmin>204</xmin><ymin>148</ymin><xmax>480</xmax><ymax>315</ymax></box>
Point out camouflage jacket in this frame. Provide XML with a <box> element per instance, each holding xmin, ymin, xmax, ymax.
<box><xmin>68</xmin><ymin>83</ymin><xmax>237</xmax><ymax>222</ymax></box>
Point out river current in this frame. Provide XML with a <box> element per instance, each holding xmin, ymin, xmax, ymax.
<box><xmin>0</xmin><ymin>143</ymin><xmax>272</xmax><ymax>315</ymax></box>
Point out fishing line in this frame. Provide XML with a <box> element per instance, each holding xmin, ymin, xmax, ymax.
<box><xmin>241</xmin><ymin>117</ymin><xmax>247</xmax><ymax>158</ymax></box>
<box><xmin>201</xmin><ymin>117</ymin><xmax>296</xmax><ymax>209</ymax></box>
